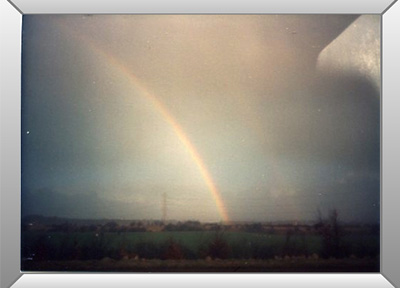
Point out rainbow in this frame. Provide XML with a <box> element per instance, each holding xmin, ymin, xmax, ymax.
<box><xmin>59</xmin><ymin>22</ymin><xmax>230</xmax><ymax>223</ymax></box>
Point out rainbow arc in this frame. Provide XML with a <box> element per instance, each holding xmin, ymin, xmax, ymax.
<box><xmin>59</xmin><ymin>22</ymin><xmax>230</xmax><ymax>223</ymax></box>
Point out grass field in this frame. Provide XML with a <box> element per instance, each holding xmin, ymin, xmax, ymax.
<box><xmin>22</xmin><ymin>230</ymin><xmax>379</xmax><ymax>262</ymax></box>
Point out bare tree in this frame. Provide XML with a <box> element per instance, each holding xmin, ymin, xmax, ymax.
<box><xmin>315</xmin><ymin>208</ymin><xmax>345</xmax><ymax>258</ymax></box>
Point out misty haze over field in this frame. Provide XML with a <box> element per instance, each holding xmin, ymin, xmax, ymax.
<box><xmin>22</xmin><ymin>15</ymin><xmax>380</xmax><ymax>224</ymax></box>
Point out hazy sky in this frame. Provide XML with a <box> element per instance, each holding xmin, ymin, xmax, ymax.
<box><xmin>21</xmin><ymin>15</ymin><xmax>380</xmax><ymax>223</ymax></box>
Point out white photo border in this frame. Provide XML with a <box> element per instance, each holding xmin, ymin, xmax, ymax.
<box><xmin>1</xmin><ymin>0</ymin><xmax>399</xmax><ymax>287</ymax></box>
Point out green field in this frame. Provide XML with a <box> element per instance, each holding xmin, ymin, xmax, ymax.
<box><xmin>22</xmin><ymin>230</ymin><xmax>379</xmax><ymax>261</ymax></box>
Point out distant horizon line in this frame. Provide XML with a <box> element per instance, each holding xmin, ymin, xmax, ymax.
<box><xmin>21</xmin><ymin>214</ymin><xmax>380</xmax><ymax>226</ymax></box>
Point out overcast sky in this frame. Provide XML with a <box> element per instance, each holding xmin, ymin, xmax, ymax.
<box><xmin>21</xmin><ymin>15</ymin><xmax>380</xmax><ymax>223</ymax></box>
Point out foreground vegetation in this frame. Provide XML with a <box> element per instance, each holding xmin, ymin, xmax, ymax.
<box><xmin>21</xmin><ymin>212</ymin><xmax>379</xmax><ymax>272</ymax></box>
<box><xmin>22</xmin><ymin>257</ymin><xmax>379</xmax><ymax>272</ymax></box>
<box><xmin>22</xmin><ymin>230</ymin><xmax>379</xmax><ymax>261</ymax></box>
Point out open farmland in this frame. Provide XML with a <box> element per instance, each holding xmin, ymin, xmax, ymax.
<box><xmin>21</xmin><ymin>223</ymin><xmax>379</xmax><ymax>272</ymax></box>
<box><xmin>22</xmin><ymin>231</ymin><xmax>322</xmax><ymax>258</ymax></box>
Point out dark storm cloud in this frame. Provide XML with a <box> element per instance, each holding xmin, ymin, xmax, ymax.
<box><xmin>259</xmin><ymin>71</ymin><xmax>380</xmax><ymax>170</ymax></box>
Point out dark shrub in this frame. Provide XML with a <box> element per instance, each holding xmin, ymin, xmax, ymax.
<box><xmin>162</xmin><ymin>238</ymin><xmax>184</xmax><ymax>260</ymax></box>
<box><xmin>207</xmin><ymin>231</ymin><xmax>231</xmax><ymax>259</ymax></box>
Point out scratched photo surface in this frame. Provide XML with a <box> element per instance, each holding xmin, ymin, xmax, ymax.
<box><xmin>21</xmin><ymin>15</ymin><xmax>380</xmax><ymax>272</ymax></box>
